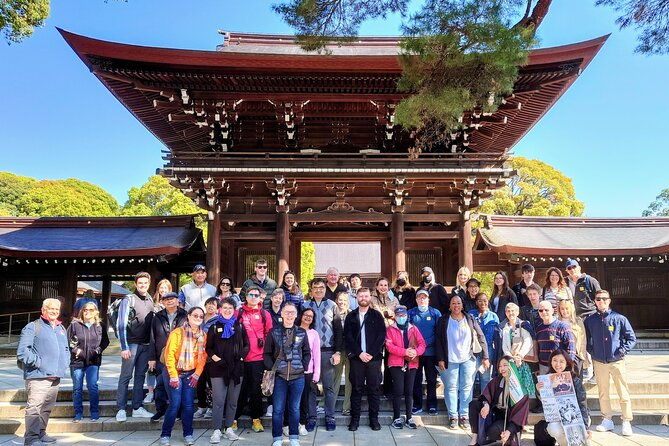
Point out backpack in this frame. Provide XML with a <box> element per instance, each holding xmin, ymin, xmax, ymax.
<box><xmin>17</xmin><ymin>319</ymin><xmax>42</xmax><ymax>370</ymax></box>
<box><xmin>108</xmin><ymin>294</ymin><xmax>136</xmax><ymax>339</ymax></box>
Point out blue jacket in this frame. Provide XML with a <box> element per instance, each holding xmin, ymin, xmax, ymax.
<box><xmin>584</xmin><ymin>309</ymin><xmax>636</xmax><ymax>363</ymax></box>
<box><xmin>264</xmin><ymin>325</ymin><xmax>311</xmax><ymax>381</ymax></box>
<box><xmin>408</xmin><ymin>306</ymin><xmax>442</xmax><ymax>356</ymax></box>
<box><xmin>17</xmin><ymin>317</ymin><xmax>69</xmax><ymax>380</ymax></box>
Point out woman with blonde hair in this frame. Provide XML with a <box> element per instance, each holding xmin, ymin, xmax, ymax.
<box><xmin>67</xmin><ymin>302</ymin><xmax>110</xmax><ymax>422</ymax></box>
<box><xmin>543</xmin><ymin>267</ymin><xmax>572</xmax><ymax>309</ymax></box>
<box><xmin>145</xmin><ymin>278</ymin><xmax>173</xmax><ymax>404</ymax></box>
<box><xmin>154</xmin><ymin>279</ymin><xmax>173</xmax><ymax>309</ymax></box>
<box><xmin>451</xmin><ymin>266</ymin><xmax>472</xmax><ymax>304</ymax></box>
<box><xmin>557</xmin><ymin>298</ymin><xmax>589</xmax><ymax>377</ymax></box>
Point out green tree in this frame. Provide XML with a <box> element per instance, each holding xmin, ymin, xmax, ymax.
<box><xmin>0</xmin><ymin>0</ymin><xmax>49</xmax><ymax>43</ymax></box>
<box><xmin>643</xmin><ymin>188</ymin><xmax>669</xmax><ymax>216</ymax></box>
<box><xmin>300</xmin><ymin>241</ymin><xmax>315</xmax><ymax>292</ymax></box>
<box><xmin>0</xmin><ymin>172</ymin><xmax>37</xmax><ymax>215</ymax></box>
<box><xmin>478</xmin><ymin>157</ymin><xmax>584</xmax><ymax>217</ymax></box>
<box><xmin>17</xmin><ymin>178</ymin><xmax>120</xmax><ymax>216</ymax></box>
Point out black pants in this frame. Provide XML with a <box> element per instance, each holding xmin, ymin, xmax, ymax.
<box><xmin>349</xmin><ymin>358</ymin><xmax>382</xmax><ymax>423</ymax></box>
<box><xmin>390</xmin><ymin>366</ymin><xmax>416</xmax><ymax>420</ymax></box>
<box><xmin>196</xmin><ymin>362</ymin><xmax>211</xmax><ymax>409</ymax></box>
<box><xmin>382</xmin><ymin>351</ymin><xmax>393</xmax><ymax>396</ymax></box>
<box><xmin>413</xmin><ymin>355</ymin><xmax>438</xmax><ymax>411</ymax></box>
<box><xmin>469</xmin><ymin>399</ymin><xmax>507</xmax><ymax>444</ymax></box>
<box><xmin>235</xmin><ymin>360</ymin><xmax>265</xmax><ymax>420</ymax></box>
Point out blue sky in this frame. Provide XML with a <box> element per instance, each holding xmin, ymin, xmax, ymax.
<box><xmin>1</xmin><ymin>0</ymin><xmax>667</xmax><ymax>217</ymax></box>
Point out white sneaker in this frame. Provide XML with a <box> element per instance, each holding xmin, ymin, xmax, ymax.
<box><xmin>115</xmin><ymin>409</ymin><xmax>127</xmax><ymax>422</ymax></box>
<box><xmin>621</xmin><ymin>421</ymin><xmax>633</xmax><ymax>436</ymax></box>
<box><xmin>143</xmin><ymin>392</ymin><xmax>154</xmax><ymax>404</ymax></box>
<box><xmin>289</xmin><ymin>439</ymin><xmax>300</xmax><ymax>446</ymax></box>
<box><xmin>266</xmin><ymin>404</ymin><xmax>273</xmax><ymax>416</ymax></box>
<box><xmin>193</xmin><ymin>407</ymin><xmax>208</xmax><ymax>418</ymax></box>
<box><xmin>272</xmin><ymin>441</ymin><xmax>282</xmax><ymax>446</ymax></box>
<box><xmin>595</xmin><ymin>418</ymin><xmax>614</xmax><ymax>432</ymax></box>
<box><xmin>204</xmin><ymin>408</ymin><xmax>213</xmax><ymax>418</ymax></box>
<box><xmin>224</xmin><ymin>427</ymin><xmax>239</xmax><ymax>441</ymax></box>
<box><xmin>131</xmin><ymin>407</ymin><xmax>154</xmax><ymax>418</ymax></box>
<box><xmin>283</xmin><ymin>426</ymin><xmax>289</xmax><ymax>437</ymax></box>
<box><xmin>159</xmin><ymin>437</ymin><xmax>171</xmax><ymax>446</ymax></box>
<box><xmin>299</xmin><ymin>424</ymin><xmax>308</xmax><ymax>436</ymax></box>
<box><xmin>316</xmin><ymin>407</ymin><xmax>325</xmax><ymax>415</ymax></box>
<box><xmin>210</xmin><ymin>429</ymin><xmax>222</xmax><ymax>444</ymax></box>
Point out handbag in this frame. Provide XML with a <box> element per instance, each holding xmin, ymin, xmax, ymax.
<box><xmin>261</xmin><ymin>357</ymin><xmax>280</xmax><ymax>397</ymax></box>
<box><xmin>523</xmin><ymin>340</ymin><xmax>540</xmax><ymax>363</ymax></box>
<box><xmin>471</xmin><ymin>320</ymin><xmax>483</xmax><ymax>354</ymax></box>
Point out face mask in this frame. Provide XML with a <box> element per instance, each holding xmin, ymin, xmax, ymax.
<box><xmin>422</xmin><ymin>276</ymin><xmax>431</xmax><ymax>284</ymax></box>
<box><xmin>396</xmin><ymin>316</ymin><xmax>408</xmax><ymax>325</ymax></box>
<box><xmin>418</xmin><ymin>305</ymin><xmax>428</xmax><ymax>312</ymax></box>
<box><xmin>396</xmin><ymin>278</ymin><xmax>406</xmax><ymax>287</ymax></box>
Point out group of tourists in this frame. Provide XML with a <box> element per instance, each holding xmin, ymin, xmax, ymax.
<box><xmin>16</xmin><ymin>258</ymin><xmax>637</xmax><ymax>446</ymax></box>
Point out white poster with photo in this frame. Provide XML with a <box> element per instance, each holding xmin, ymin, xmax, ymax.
<box><xmin>537</xmin><ymin>372</ymin><xmax>588</xmax><ymax>446</ymax></box>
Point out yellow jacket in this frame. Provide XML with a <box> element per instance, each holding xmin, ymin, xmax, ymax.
<box><xmin>164</xmin><ymin>326</ymin><xmax>207</xmax><ymax>379</ymax></box>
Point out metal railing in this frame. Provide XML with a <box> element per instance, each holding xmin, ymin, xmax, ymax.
<box><xmin>0</xmin><ymin>311</ymin><xmax>39</xmax><ymax>344</ymax></box>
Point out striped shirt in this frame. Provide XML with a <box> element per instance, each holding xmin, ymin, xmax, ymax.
<box><xmin>536</xmin><ymin>318</ymin><xmax>575</xmax><ymax>366</ymax></box>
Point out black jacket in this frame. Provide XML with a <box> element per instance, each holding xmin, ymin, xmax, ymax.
<box><xmin>420</xmin><ymin>282</ymin><xmax>450</xmax><ymax>316</ymax></box>
<box><xmin>435</xmin><ymin>313</ymin><xmax>489</xmax><ymax>367</ymax></box>
<box><xmin>206</xmin><ymin>320</ymin><xmax>250</xmax><ymax>382</ymax></box>
<box><xmin>263</xmin><ymin>325</ymin><xmax>311</xmax><ymax>380</ymax></box>
<box><xmin>149</xmin><ymin>308</ymin><xmax>188</xmax><ymax>361</ymax></box>
<box><xmin>344</xmin><ymin>307</ymin><xmax>386</xmax><ymax>361</ymax></box>
<box><xmin>67</xmin><ymin>320</ymin><xmax>110</xmax><ymax>369</ymax></box>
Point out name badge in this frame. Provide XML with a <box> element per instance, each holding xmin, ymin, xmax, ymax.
<box><xmin>579</xmin><ymin>286</ymin><xmax>585</xmax><ymax>291</ymax></box>
<box><xmin>254</xmin><ymin>314</ymin><xmax>260</xmax><ymax>319</ymax></box>
<box><xmin>549</xmin><ymin>335</ymin><xmax>555</xmax><ymax>341</ymax></box>
<box><xmin>608</xmin><ymin>325</ymin><xmax>614</xmax><ymax>332</ymax></box>
<box><xmin>426</xmin><ymin>316</ymin><xmax>432</xmax><ymax>321</ymax></box>
<box><xmin>278</xmin><ymin>317</ymin><xmax>283</xmax><ymax>322</ymax></box>
<box><xmin>217</xmin><ymin>328</ymin><xmax>223</xmax><ymax>332</ymax></box>
<box><xmin>295</xmin><ymin>336</ymin><xmax>303</xmax><ymax>343</ymax></box>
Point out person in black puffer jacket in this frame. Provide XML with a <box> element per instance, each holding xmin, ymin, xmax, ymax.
<box><xmin>263</xmin><ymin>302</ymin><xmax>311</xmax><ymax>446</ymax></box>
<box><xmin>67</xmin><ymin>301</ymin><xmax>110</xmax><ymax>422</ymax></box>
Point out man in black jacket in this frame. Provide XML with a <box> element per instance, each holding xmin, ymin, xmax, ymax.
<box><xmin>147</xmin><ymin>291</ymin><xmax>187</xmax><ymax>422</ymax></box>
<box><xmin>344</xmin><ymin>287</ymin><xmax>386</xmax><ymax>432</ymax></box>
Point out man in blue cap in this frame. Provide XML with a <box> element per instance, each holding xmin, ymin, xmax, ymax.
<box><xmin>178</xmin><ymin>264</ymin><xmax>217</xmax><ymax>311</ymax></box>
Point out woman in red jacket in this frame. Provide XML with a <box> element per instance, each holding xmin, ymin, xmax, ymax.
<box><xmin>385</xmin><ymin>305</ymin><xmax>426</xmax><ymax>429</ymax></box>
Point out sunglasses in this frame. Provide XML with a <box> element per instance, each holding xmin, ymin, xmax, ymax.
<box><xmin>220</xmin><ymin>282</ymin><xmax>231</xmax><ymax>286</ymax></box>
<box><xmin>83</xmin><ymin>309</ymin><xmax>96</xmax><ymax>312</ymax></box>
<box><xmin>538</xmin><ymin>309</ymin><xmax>551</xmax><ymax>313</ymax></box>
<box><xmin>190</xmin><ymin>314</ymin><xmax>204</xmax><ymax>319</ymax></box>
<box><xmin>566</xmin><ymin>266</ymin><xmax>577</xmax><ymax>270</ymax></box>
<box><xmin>595</xmin><ymin>297</ymin><xmax>610</xmax><ymax>302</ymax></box>
<box><xmin>247</xmin><ymin>293</ymin><xmax>260</xmax><ymax>298</ymax></box>
<box><xmin>256</xmin><ymin>265</ymin><xmax>268</xmax><ymax>269</ymax></box>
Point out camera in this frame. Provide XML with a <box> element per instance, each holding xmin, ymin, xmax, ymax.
<box><xmin>257</xmin><ymin>338</ymin><xmax>264</xmax><ymax>348</ymax></box>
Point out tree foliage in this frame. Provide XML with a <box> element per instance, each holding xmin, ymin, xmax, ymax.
<box><xmin>17</xmin><ymin>178</ymin><xmax>120</xmax><ymax>217</ymax></box>
<box><xmin>478</xmin><ymin>157</ymin><xmax>584</xmax><ymax>217</ymax></box>
<box><xmin>642</xmin><ymin>188</ymin><xmax>669</xmax><ymax>216</ymax></box>
<box><xmin>596</xmin><ymin>0</ymin><xmax>669</xmax><ymax>54</ymax></box>
<box><xmin>0</xmin><ymin>0</ymin><xmax>49</xmax><ymax>44</ymax></box>
<box><xmin>300</xmin><ymin>241</ymin><xmax>316</xmax><ymax>291</ymax></box>
<box><xmin>0</xmin><ymin>172</ymin><xmax>37</xmax><ymax>215</ymax></box>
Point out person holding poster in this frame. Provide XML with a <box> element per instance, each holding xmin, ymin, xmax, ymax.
<box><xmin>533</xmin><ymin>349</ymin><xmax>590</xmax><ymax>446</ymax></box>
<box><xmin>467</xmin><ymin>355</ymin><xmax>529</xmax><ymax>446</ymax></box>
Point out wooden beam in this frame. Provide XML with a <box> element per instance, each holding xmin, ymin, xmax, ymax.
<box><xmin>277</xmin><ymin>212</ymin><xmax>290</xmax><ymax>282</ymax></box>
<box><xmin>458</xmin><ymin>214</ymin><xmax>473</xmax><ymax>272</ymax></box>
<box><xmin>392</xmin><ymin>212</ymin><xmax>405</xmax><ymax>273</ymax></box>
<box><xmin>405</xmin><ymin>231</ymin><xmax>459</xmax><ymax>240</ymax></box>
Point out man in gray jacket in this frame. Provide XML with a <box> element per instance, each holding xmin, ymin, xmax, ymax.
<box><xmin>17</xmin><ymin>298</ymin><xmax>69</xmax><ymax>446</ymax></box>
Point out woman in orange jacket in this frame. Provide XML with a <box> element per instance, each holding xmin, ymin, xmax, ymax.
<box><xmin>159</xmin><ymin>306</ymin><xmax>208</xmax><ymax>446</ymax></box>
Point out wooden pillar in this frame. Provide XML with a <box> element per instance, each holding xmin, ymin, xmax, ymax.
<box><xmin>290</xmin><ymin>237</ymin><xmax>301</xmax><ymax>281</ymax></box>
<box><xmin>207</xmin><ymin>212</ymin><xmax>222</xmax><ymax>286</ymax></box>
<box><xmin>61</xmin><ymin>265</ymin><xmax>77</xmax><ymax>322</ymax></box>
<box><xmin>391</xmin><ymin>212</ymin><xmax>406</xmax><ymax>273</ymax></box>
<box><xmin>277</xmin><ymin>211</ymin><xmax>290</xmax><ymax>281</ymax></box>
<box><xmin>100</xmin><ymin>276</ymin><xmax>112</xmax><ymax>320</ymax></box>
<box><xmin>458</xmin><ymin>213</ymin><xmax>473</xmax><ymax>272</ymax></box>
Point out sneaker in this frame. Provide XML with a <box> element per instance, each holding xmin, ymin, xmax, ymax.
<box><xmin>341</xmin><ymin>409</ymin><xmax>350</xmax><ymax>416</ymax></box>
<box><xmin>252</xmin><ymin>418</ymin><xmax>264</xmax><ymax>432</ymax></box>
<box><xmin>90</xmin><ymin>417</ymin><xmax>99</xmax><ymax>422</ymax></box>
<box><xmin>193</xmin><ymin>407</ymin><xmax>208</xmax><ymax>418</ymax></box>
<box><xmin>184</xmin><ymin>435</ymin><xmax>195</xmax><ymax>445</ymax></box>
<box><xmin>299</xmin><ymin>424</ymin><xmax>308</xmax><ymax>436</ymax></box>
<box><xmin>428</xmin><ymin>408</ymin><xmax>438</xmax><ymax>416</ymax></box>
<box><xmin>143</xmin><ymin>392</ymin><xmax>154</xmax><ymax>404</ymax></box>
<box><xmin>596</xmin><ymin>418</ymin><xmax>614</xmax><ymax>432</ymax></box>
<box><xmin>72</xmin><ymin>416</ymin><xmax>82</xmax><ymax>423</ymax></box>
<box><xmin>621</xmin><ymin>421</ymin><xmax>633</xmax><ymax>436</ymax></box>
<box><xmin>266</xmin><ymin>404</ymin><xmax>273</xmax><ymax>416</ymax></box>
<box><xmin>306</xmin><ymin>419</ymin><xmax>317</xmax><ymax>432</ymax></box>
<box><xmin>159</xmin><ymin>437</ymin><xmax>171</xmax><ymax>446</ymax></box>
<box><xmin>272</xmin><ymin>441</ymin><xmax>282</xmax><ymax>446</ymax></box>
<box><xmin>406</xmin><ymin>418</ymin><xmax>417</xmax><ymax>429</ymax></box>
<box><xmin>151</xmin><ymin>411</ymin><xmax>165</xmax><ymax>422</ymax></box>
<box><xmin>210</xmin><ymin>429</ymin><xmax>222</xmax><ymax>444</ymax></box>
<box><xmin>392</xmin><ymin>417</ymin><xmax>404</xmax><ymax>429</ymax></box>
<box><xmin>231</xmin><ymin>420</ymin><xmax>238</xmax><ymax>432</ymax></box>
<box><xmin>224</xmin><ymin>427</ymin><xmax>239</xmax><ymax>441</ymax></box>
<box><xmin>412</xmin><ymin>407</ymin><xmax>423</xmax><ymax>415</ymax></box>
<box><xmin>289</xmin><ymin>440</ymin><xmax>300</xmax><ymax>446</ymax></box>
<box><xmin>283</xmin><ymin>426</ymin><xmax>289</xmax><ymax>437</ymax></box>
<box><xmin>459</xmin><ymin>417</ymin><xmax>470</xmax><ymax>430</ymax></box>
<box><xmin>39</xmin><ymin>435</ymin><xmax>57</xmax><ymax>444</ymax></box>
<box><xmin>116</xmin><ymin>409</ymin><xmax>127</xmax><ymax>422</ymax></box>
<box><xmin>204</xmin><ymin>408</ymin><xmax>213</xmax><ymax>418</ymax></box>
<box><xmin>316</xmin><ymin>406</ymin><xmax>325</xmax><ymax>415</ymax></box>
<box><xmin>131</xmin><ymin>407</ymin><xmax>154</xmax><ymax>418</ymax></box>
<box><xmin>449</xmin><ymin>417</ymin><xmax>458</xmax><ymax>429</ymax></box>
<box><xmin>326</xmin><ymin>419</ymin><xmax>336</xmax><ymax>431</ymax></box>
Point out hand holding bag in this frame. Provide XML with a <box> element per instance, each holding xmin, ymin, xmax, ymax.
<box><xmin>261</xmin><ymin>358</ymin><xmax>279</xmax><ymax>397</ymax></box>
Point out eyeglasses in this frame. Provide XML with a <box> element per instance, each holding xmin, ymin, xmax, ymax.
<box><xmin>247</xmin><ymin>293</ymin><xmax>260</xmax><ymax>298</ymax></box>
<box><xmin>538</xmin><ymin>309</ymin><xmax>551</xmax><ymax>313</ymax></box>
<box><xmin>595</xmin><ymin>297</ymin><xmax>610</xmax><ymax>302</ymax></box>
<box><xmin>220</xmin><ymin>282</ymin><xmax>231</xmax><ymax>286</ymax></box>
<box><xmin>83</xmin><ymin>309</ymin><xmax>96</xmax><ymax>313</ymax></box>
<box><xmin>190</xmin><ymin>314</ymin><xmax>204</xmax><ymax>319</ymax></box>
<box><xmin>312</xmin><ymin>286</ymin><xmax>326</xmax><ymax>290</ymax></box>
<box><xmin>283</xmin><ymin>311</ymin><xmax>297</xmax><ymax>315</ymax></box>
<box><xmin>256</xmin><ymin>265</ymin><xmax>268</xmax><ymax>269</ymax></box>
<box><xmin>302</xmin><ymin>314</ymin><xmax>314</xmax><ymax>319</ymax></box>
<box><xmin>566</xmin><ymin>266</ymin><xmax>577</xmax><ymax>270</ymax></box>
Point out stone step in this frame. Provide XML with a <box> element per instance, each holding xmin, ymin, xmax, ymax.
<box><xmin>1</xmin><ymin>411</ymin><xmax>666</xmax><ymax>435</ymax></box>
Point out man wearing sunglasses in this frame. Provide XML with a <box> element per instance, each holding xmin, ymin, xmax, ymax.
<box><xmin>584</xmin><ymin>290</ymin><xmax>636</xmax><ymax>436</ymax></box>
<box><xmin>240</xmin><ymin>259</ymin><xmax>277</xmax><ymax>303</ymax></box>
<box><xmin>535</xmin><ymin>300</ymin><xmax>576</xmax><ymax>375</ymax></box>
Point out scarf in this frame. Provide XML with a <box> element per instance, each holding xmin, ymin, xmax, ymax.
<box><xmin>176</xmin><ymin>323</ymin><xmax>205</xmax><ymax>371</ymax></box>
<box><xmin>216</xmin><ymin>314</ymin><xmax>236</xmax><ymax>339</ymax></box>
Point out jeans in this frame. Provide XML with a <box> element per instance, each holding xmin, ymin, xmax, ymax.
<box><xmin>24</xmin><ymin>378</ymin><xmax>60</xmax><ymax>446</ymax></box>
<box><xmin>71</xmin><ymin>366</ymin><xmax>100</xmax><ymax>419</ymax></box>
<box><xmin>272</xmin><ymin>376</ymin><xmax>304</xmax><ymax>441</ymax></box>
<box><xmin>116</xmin><ymin>343</ymin><xmax>150</xmax><ymax>411</ymax></box>
<box><xmin>413</xmin><ymin>355</ymin><xmax>438</xmax><ymax>411</ymax></box>
<box><xmin>438</xmin><ymin>356</ymin><xmax>476</xmax><ymax>418</ymax></box>
<box><xmin>161</xmin><ymin>369</ymin><xmax>196</xmax><ymax>438</ymax></box>
<box><xmin>153</xmin><ymin>363</ymin><xmax>168</xmax><ymax>415</ymax></box>
<box><xmin>474</xmin><ymin>356</ymin><xmax>492</xmax><ymax>396</ymax></box>
<box><xmin>319</xmin><ymin>350</ymin><xmax>337</xmax><ymax>422</ymax></box>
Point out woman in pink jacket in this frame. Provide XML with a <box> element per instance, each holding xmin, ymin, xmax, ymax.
<box><xmin>386</xmin><ymin>305</ymin><xmax>426</xmax><ymax>429</ymax></box>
